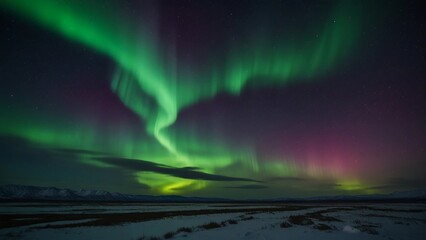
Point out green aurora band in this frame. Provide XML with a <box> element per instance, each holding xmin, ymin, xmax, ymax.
<box><xmin>0</xmin><ymin>0</ymin><xmax>367</xmax><ymax>194</ymax></box>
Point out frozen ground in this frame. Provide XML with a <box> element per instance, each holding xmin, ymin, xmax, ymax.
<box><xmin>0</xmin><ymin>203</ymin><xmax>425</xmax><ymax>239</ymax></box>
<box><xmin>0</xmin><ymin>203</ymin><xmax>275</xmax><ymax>214</ymax></box>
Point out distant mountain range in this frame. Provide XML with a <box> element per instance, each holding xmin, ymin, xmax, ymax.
<box><xmin>0</xmin><ymin>185</ymin><xmax>230</xmax><ymax>203</ymax></box>
<box><xmin>0</xmin><ymin>184</ymin><xmax>425</xmax><ymax>202</ymax></box>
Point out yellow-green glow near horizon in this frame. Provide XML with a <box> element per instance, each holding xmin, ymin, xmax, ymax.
<box><xmin>0</xmin><ymin>0</ymin><xmax>367</xmax><ymax>194</ymax></box>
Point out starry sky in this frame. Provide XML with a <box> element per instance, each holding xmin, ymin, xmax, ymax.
<box><xmin>0</xmin><ymin>0</ymin><xmax>425</xmax><ymax>199</ymax></box>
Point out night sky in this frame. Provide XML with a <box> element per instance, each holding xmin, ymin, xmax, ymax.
<box><xmin>1</xmin><ymin>0</ymin><xmax>425</xmax><ymax>199</ymax></box>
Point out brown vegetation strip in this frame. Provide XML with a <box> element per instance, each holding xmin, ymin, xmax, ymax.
<box><xmin>0</xmin><ymin>205</ymin><xmax>311</xmax><ymax>229</ymax></box>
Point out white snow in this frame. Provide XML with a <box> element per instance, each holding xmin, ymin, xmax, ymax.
<box><xmin>342</xmin><ymin>225</ymin><xmax>360</xmax><ymax>234</ymax></box>
<box><xmin>0</xmin><ymin>203</ymin><xmax>425</xmax><ymax>240</ymax></box>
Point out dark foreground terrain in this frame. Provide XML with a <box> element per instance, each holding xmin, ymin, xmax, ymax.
<box><xmin>1</xmin><ymin>203</ymin><xmax>425</xmax><ymax>239</ymax></box>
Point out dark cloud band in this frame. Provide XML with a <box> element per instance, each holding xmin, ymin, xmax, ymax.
<box><xmin>95</xmin><ymin>156</ymin><xmax>260</xmax><ymax>183</ymax></box>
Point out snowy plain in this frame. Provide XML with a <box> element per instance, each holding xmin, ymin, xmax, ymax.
<box><xmin>0</xmin><ymin>203</ymin><xmax>425</xmax><ymax>240</ymax></box>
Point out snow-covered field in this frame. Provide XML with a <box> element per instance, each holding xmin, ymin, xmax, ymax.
<box><xmin>0</xmin><ymin>203</ymin><xmax>425</xmax><ymax>240</ymax></box>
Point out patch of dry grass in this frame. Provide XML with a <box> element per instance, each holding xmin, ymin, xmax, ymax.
<box><xmin>227</xmin><ymin>219</ymin><xmax>238</xmax><ymax>224</ymax></box>
<box><xmin>177</xmin><ymin>227</ymin><xmax>192</xmax><ymax>233</ymax></box>
<box><xmin>288</xmin><ymin>215</ymin><xmax>314</xmax><ymax>225</ymax></box>
<box><xmin>163</xmin><ymin>231</ymin><xmax>176</xmax><ymax>239</ymax></box>
<box><xmin>200</xmin><ymin>222</ymin><xmax>222</xmax><ymax>230</ymax></box>
<box><xmin>313</xmin><ymin>223</ymin><xmax>333</xmax><ymax>231</ymax></box>
<box><xmin>280</xmin><ymin>221</ymin><xmax>292</xmax><ymax>228</ymax></box>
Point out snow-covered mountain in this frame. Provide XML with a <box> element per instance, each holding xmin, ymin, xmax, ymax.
<box><xmin>0</xmin><ymin>185</ymin><xmax>230</xmax><ymax>202</ymax></box>
<box><xmin>1</xmin><ymin>184</ymin><xmax>425</xmax><ymax>202</ymax></box>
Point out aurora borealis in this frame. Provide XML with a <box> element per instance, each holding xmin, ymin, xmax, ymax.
<box><xmin>1</xmin><ymin>0</ymin><xmax>425</xmax><ymax>198</ymax></box>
